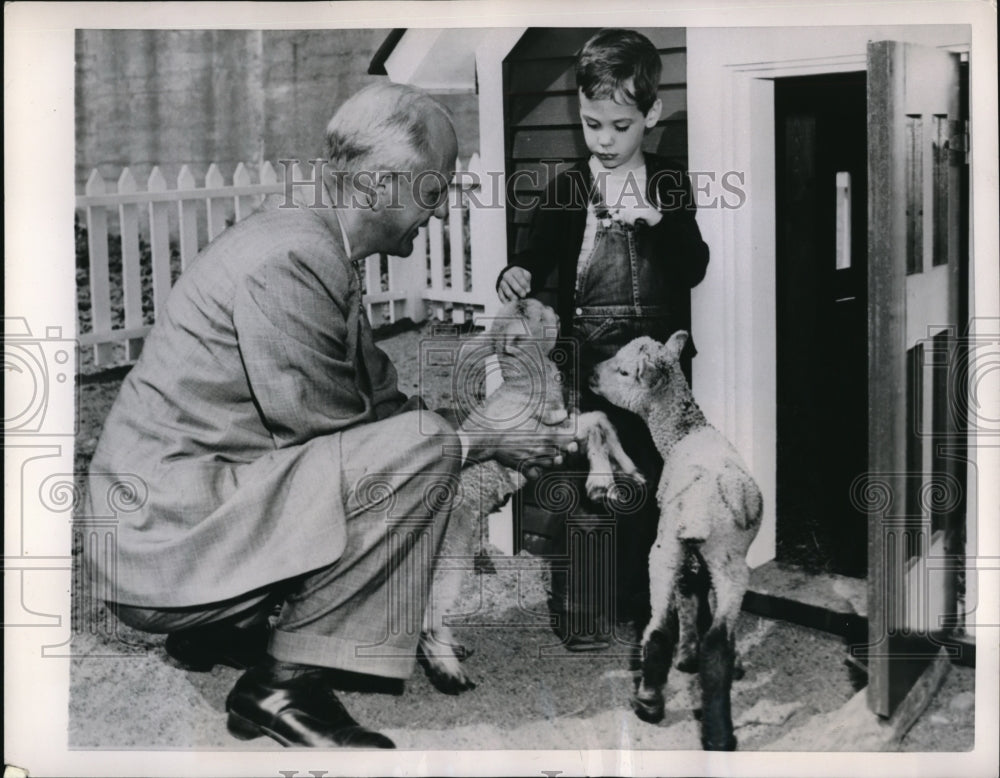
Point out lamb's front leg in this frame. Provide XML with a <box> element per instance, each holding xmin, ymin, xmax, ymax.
<box><xmin>418</xmin><ymin>478</ymin><xmax>478</xmax><ymax>695</ymax></box>
<box><xmin>632</xmin><ymin>534</ymin><xmax>683</xmax><ymax>723</ymax></box>
<box><xmin>576</xmin><ymin>412</ymin><xmax>645</xmax><ymax>503</ymax></box>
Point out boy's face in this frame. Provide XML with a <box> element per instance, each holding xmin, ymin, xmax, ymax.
<box><xmin>578</xmin><ymin>79</ymin><xmax>661</xmax><ymax>171</ymax></box>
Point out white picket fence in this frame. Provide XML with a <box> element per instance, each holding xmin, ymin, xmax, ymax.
<box><xmin>75</xmin><ymin>155</ymin><xmax>491</xmax><ymax>367</ymax></box>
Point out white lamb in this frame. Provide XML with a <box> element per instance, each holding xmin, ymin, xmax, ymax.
<box><xmin>589</xmin><ymin>331</ymin><xmax>762</xmax><ymax>751</ymax></box>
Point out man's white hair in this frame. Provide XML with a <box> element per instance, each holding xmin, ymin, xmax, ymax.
<box><xmin>324</xmin><ymin>82</ymin><xmax>454</xmax><ymax>177</ymax></box>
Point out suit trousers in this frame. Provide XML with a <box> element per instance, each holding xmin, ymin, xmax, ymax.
<box><xmin>114</xmin><ymin>410</ymin><xmax>461</xmax><ymax>680</ymax></box>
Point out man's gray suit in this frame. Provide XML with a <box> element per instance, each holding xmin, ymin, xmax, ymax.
<box><xmin>85</xmin><ymin>201</ymin><xmax>459</xmax><ymax>677</ymax></box>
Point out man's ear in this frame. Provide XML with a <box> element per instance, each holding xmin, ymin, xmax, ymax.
<box><xmin>644</xmin><ymin>98</ymin><xmax>663</xmax><ymax>129</ymax></box>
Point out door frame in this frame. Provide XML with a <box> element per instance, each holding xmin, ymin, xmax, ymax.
<box><xmin>686</xmin><ymin>29</ymin><xmax>970</xmax><ymax>572</ymax></box>
<box><xmin>690</xmin><ymin>48</ymin><xmax>873</xmax><ymax>571</ymax></box>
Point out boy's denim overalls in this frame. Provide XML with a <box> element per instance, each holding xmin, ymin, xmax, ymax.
<box><xmin>521</xmin><ymin>202</ymin><xmax>689</xmax><ymax>648</ymax></box>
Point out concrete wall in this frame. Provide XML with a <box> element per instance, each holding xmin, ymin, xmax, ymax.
<box><xmin>75</xmin><ymin>29</ymin><xmax>480</xmax><ymax>192</ymax></box>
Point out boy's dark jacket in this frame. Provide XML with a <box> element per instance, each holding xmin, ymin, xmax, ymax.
<box><xmin>500</xmin><ymin>153</ymin><xmax>709</xmax><ymax>349</ymax></box>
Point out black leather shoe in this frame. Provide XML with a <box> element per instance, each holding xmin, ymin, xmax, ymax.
<box><xmin>563</xmin><ymin>634</ymin><xmax>611</xmax><ymax>652</ymax></box>
<box><xmin>225</xmin><ymin>662</ymin><xmax>395</xmax><ymax>748</ymax></box>
<box><xmin>165</xmin><ymin>622</ymin><xmax>270</xmax><ymax>672</ymax></box>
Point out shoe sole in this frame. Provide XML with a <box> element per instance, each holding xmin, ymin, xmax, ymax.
<box><xmin>564</xmin><ymin>639</ymin><xmax>611</xmax><ymax>652</ymax></box>
<box><xmin>227</xmin><ymin>709</ymin><xmax>292</xmax><ymax>746</ymax></box>
<box><xmin>226</xmin><ymin>708</ymin><xmax>395</xmax><ymax>748</ymax></box>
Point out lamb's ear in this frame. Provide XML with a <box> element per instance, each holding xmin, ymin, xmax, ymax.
<box><xmin>663</xmin><ymin>330</ymin><xmax>689</xmax><ymax>363</ymax></box>
<box><xmin>636</xmin><ymin>350</ymin><xmax>651</xmax><ymax>382</ymax></box>
<box><xmin>636</xmin><ymin>342</ymin><xmax>660</xmax><ymax>384</ymax></box>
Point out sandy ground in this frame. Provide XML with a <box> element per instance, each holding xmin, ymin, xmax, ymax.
<box><xmin>71</xmin><ymin>322</ymin><xmax>975</xmax><ymax>754</ymax></box>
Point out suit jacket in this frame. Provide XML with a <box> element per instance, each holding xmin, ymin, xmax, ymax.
<box><xmin>501</xmin><ymin>153</ymin><xmax>709</xmax><ymax>348</ymax></box>
<box><xmin>84</xmin><ymin>202</ymin><xmax>410</xmax><ymax>607</ymax></box>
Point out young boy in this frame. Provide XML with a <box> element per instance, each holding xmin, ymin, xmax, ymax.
<box><xmin>497</xmin><ymin>29</ymin><xmax>709</xmax><ymax>650</ymax></box>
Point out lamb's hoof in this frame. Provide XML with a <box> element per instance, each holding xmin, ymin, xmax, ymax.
<box><xmin>630</xmin><ymin>692</ymin><xmax>665</xmax><ymax>724</ymax></box>
<box><xmin>675</xmin><ymin>653</ymin><xmax>699</xmax><ymax>673</ymax></box>
<box><xmin>419</xmin><ymin>630</ymin><xmax>474</xmax><ymax>661</ymax></box>
<box><xmin>585</xmin><ymin>480</ymin><xmax>611</xmax><ymax>504</ymax></box>
<box><xmin>416</xmin><ymin>643</ymin><xmax>477</xmax><ymax>695</ymax></box>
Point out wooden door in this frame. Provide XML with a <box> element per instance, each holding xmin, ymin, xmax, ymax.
<box><xmin>775</xmin><ymin>72</ymin><xmax>869</xmax><ymax>578</ymax></box>
<box><xmin>865</xmin><ymin>40</ymin><xmax>965</xmax><ymax>717</ymax></box>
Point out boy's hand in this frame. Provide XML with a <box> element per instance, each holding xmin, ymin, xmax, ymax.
<box><xmin>498</xmin><ymin>266</ymin><xmax>532</xmax><ymax>303</ymax></box>
<box><xmin>617</xmin><ymin>201</ymin><xmax>662</xmax><ymax>227</ymax></box>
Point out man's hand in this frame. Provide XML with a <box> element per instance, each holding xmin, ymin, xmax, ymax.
<box><xmin>497</xmin><ymin>267</ymin><xmax>532</xmax><ymax>303</ymax></box>
<box><xmin>458</xmin><ymin>422</ymin><xmax>578</xmax><ymax>478</ymax></box>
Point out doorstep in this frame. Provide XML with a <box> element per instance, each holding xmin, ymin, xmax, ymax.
<box><xmin>743</xmin><ymin>560</ymin><xmax>868</xmax><ymax>641</ymax></box>
<box><xmin>743</xmin><ymin>560</ymin><xmax>976</xmax><ymax>667</ymax></box>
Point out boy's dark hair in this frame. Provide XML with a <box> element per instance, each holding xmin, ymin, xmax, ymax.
<box><xmin>575</xmin><ymin>29</ymin><xmax>662</xmax><ymax>115</ymax></box>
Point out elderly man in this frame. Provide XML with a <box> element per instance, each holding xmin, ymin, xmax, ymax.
<box><xmin>84</xmin><ymin>83</ymin><xmax>566</xmax><ymax>748</ymax></box>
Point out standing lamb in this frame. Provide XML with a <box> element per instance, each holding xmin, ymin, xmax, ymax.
<box><xmin>589</xmin><ymin>331</ymin><xmax>762</xmax><ymax>751</ymax></box>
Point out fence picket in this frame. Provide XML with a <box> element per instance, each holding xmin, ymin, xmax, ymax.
<box><xmin>117</xmin><ymin>168</ymin><xmax>145</xmax><ymax>361</ymax></box>
<box><xmin>177</xmin><ymin>165</ymin><xmax>199</xmax><ymax>270</ymax></box>
<box><xmin>147</xmin><ymin>167</ymin><xmax>173</xmax><ymax>319</ymax></box>
<box><xmin>85</xmin><ymin>169</ymin><xmax>114</xmax><ymax>365</ymax></box>
<box><xmin>233</xmin><ymin>162</ymin><xmax>255</xmax><ymax>222</ymax></box>
<box><xmin>449</xmin><ymin>158</ymin><xmax>467</xmax><ymax>293</ymax></box>
<box><xmin>428</xmin><ymin>215</ymin><xmax>445</xmax><ymax>292</ymax></box>
<box><xmin>290</xmin><ymin>161</ymin><xmax>323</xmax><ymax>207</ymax></box>
<box><xmin>205</xmin><ymin>163</ymin><xmax>227</xmax><ymax>241</ymax></box>
<box><xmin>362</xmin><ymin>254</ymin><xmax>383</xmax><ymax>323</ymax></box>
<box><xmin>77</xmin><ymin>156</ymin><xmax>485</xmax><ymax>365</ymax></box>
<box><xmin>467</xmin><ymin>152</ymin><xmax>491</xmax><ymax>310</ymax></box>
<box><xmin>388</xmin><ymin>232</ymin><xmax>426</xmax><ymax>322</ymax></box>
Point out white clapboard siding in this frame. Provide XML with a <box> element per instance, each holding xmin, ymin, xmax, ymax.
<box><xmin>76</xmin><ymin>157</ymin><xmax>487</xmax><ymax>367</ymax></box>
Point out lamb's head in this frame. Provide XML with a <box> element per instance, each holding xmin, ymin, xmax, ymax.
<box><xmin>490</xmin><ymin>298</ymin><xmax>560</xmax><ymax>361</ymax></box>
<box><xmin>487</xmin><ymin>298</ymin><xmax>567</xmax><ymax>426</ymax></box>
<box><xmin>589</xmin><ymin>332</ymin><xmax>689</xmax><ymax>415</ymax></box>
